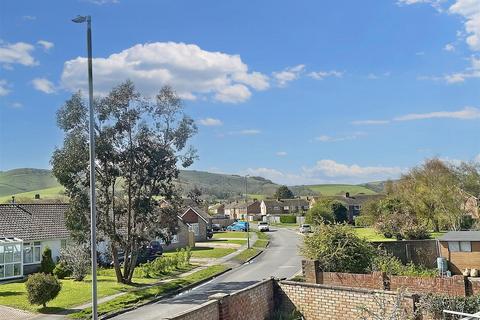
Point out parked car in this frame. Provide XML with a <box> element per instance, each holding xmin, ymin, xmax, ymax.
<box><xmin>258</xmin><ymin>221</ymin><xmax>270</xmax><ymax>232</ymax></box>
<box><xmin>211</xmin><ymin>223</ymin><xmax>223</xmax><ymax>232</ymax></box>
<box><xmin>207</xmin><ymin>228</ymin><xmax>213</xmax><ymax>239</ymax></box>
<box><xmin>110</xmin><ymin>240</ymin><xmax>163</xmax><ymax>266</ymax></box>
<box><xmin>226</xmin><ymin>221</ymin><xmax>249</xmax><ymax>232</ymax></box>
<box><xmin>299</xmin><ymin>224</ymin><xmax>311</xmax><ymax>234</ymax></box>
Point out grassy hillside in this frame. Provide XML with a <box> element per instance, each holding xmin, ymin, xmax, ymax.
<box><xmin>0</xmin><ymin>186</ymin><xmax>67</xmax><ymax>203</ymax></box>
<box><xmin>302</xmin><ymin>184</ymin><xmax>377</xmax><ymax>196</ymax></box>
<box><xmin>0</xmin><ymin>168</ymin><xmax>59</xmax><ymax>196</ymax></box>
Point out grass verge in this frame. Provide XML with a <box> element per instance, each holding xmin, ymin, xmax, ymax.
<box><xmin>69</xmin><ymin>264</ymin><xmax>229</xmax><ymax>319</ymax></box>
<box><xmin>165</xmin><ymin>247</ymin><xmax>236</xmax><ymax>259</ymax></box>
<box><xmin>212</xmin><ymin>231</ymin><xmax>248</xmax><ymax>239</ymax></box>
<box><xmin>232</xmin><ymin>248</ymin><xmax>261</xmax><ymax>264</ymax></box>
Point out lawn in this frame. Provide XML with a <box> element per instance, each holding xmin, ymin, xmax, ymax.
<box><xmin>232</xmin><ymin>248</ymin><xmax>261</xmax><ymax>263</ymax></box>
<box><xmin>207</xmin><ymin>238</ymin><xmax>247</xmax><ymax>245</ymax></box>
<box><xmin>165</xmin><ymin>247</ymin><xmax>236</xmax><ymax>259</ymax></box>
<box><xmin>0</xmin><ymin>274</ymin><xmax>157</xmax><ymax>313</ymax></box>
<box><xmin>70</xmin><ymin>265</ymin><xmax>229</xmax><ymax>319</ymax></box>
<box><xmin>212</xmin><ymin>231</ymin><xmax>248</xmax><ymax>239</ymax></box>
<box><xmin>354</xmin><ymin>227</ymin><xmax>447</xmax><ymax>242</ymax></box>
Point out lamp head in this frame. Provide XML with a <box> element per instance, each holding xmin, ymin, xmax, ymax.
<box><xmin>72</xmin><ymin>15</ymin><xmax>87</xmax><ymax>23</ymax></box>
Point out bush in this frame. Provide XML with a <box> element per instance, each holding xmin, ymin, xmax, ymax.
<box><xmin>416</xmin><ymin>294</ymin><xmax>480</xmax><ymax>320</ymax></box>
<box><xmin>280</xmin><ymin>215</ymin><xmax>296</xmax><ymax>224</ymax></box>
<box><xmin>400</xmin><ymin>221</ymin><xmax>430</xmax><ymax>240</ymax></box>
<box><xmin>139</xmin><ymin>247</ymin><xmax>191</xmax><ymax>278</ymax></box>
<box><xmin>53</xmin><ymin>261</ymin><xmax>71</xmax><ymax>279</ymax></box>
<box><xmin>372</xmin><ymin>251</ymin><xmax>437</xmax><ymax>277</ymax></box>
<box><xmin>306</xmin><ymin>200</ymin><xmax>348</xmax><ymax>225</ymax></box>
<box><xmin>354</xmin><ymin>216</ymin><xmax>372</xmax><ymax>227</ymax></box>
<box><xmin>60</xmin><ymin>244</ymin><xmax>90</xmax><ymax>281</ymax></box>
<box><xmin>25</xmin><ymin>273</ymin><xmax>62</xmax><ymax>308</ymax></box>
<box><xmin>39</xmin><ymin>247</ymin><xmax>55</xmax><ymax>274</ymax></box>
<box><xmin>301</xmin><ymin>224</ymin><xmax>376</xmax><ymax>273</ymax></box>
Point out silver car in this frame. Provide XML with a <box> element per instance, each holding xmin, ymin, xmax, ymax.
<box><xmin>258</xmin><ymin>221</ymin><xmax>270</xmax><ymax>232</ymax></box>
<box><xmin>299</xmin><ymin>224</ymin><xmax>311</xmax><ymax>233</ymax></box>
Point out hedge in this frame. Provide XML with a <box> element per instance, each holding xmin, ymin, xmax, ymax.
<box><xmin>280</xmin><ymin>215</ymin><xmax>296</xmax><ymax>223</ymax></box>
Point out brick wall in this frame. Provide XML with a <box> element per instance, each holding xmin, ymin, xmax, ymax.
<box><xmin>388</xmin><ymin>274</ymin><xmax>466</xmax><ymax>296</ymax></box>
<box><xmin>166</xmin><ymin>300</ymin><xmax>219</xmax><ymax>320</ymax></box>
<box><xmin>321</xmin><ymin>271</ymin><xmax>385</xmax><ymax>290</ymax></box>
<box><xmin>277</xmin><ymin>280</ymin><xmax>417</xmax><ymax>320</ymax></box>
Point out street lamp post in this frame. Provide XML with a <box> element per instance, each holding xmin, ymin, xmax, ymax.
<box><xmin>72</xmin><ymin>15</ymin><xmax>98</xmax><ymax>320</ymax></box>
<box><xmin>245</xmin><ymin>175</ymin><xmax>250</xmax><ymax>249</ymax></box>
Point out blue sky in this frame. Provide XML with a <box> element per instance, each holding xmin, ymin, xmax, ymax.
<box><xmin>0</xmin><ymin>0</ymin><xmax>479</xmax><ymax>185</ymax></box>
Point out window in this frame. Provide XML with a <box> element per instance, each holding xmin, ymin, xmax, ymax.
<box><xmin>283</xmin><ymin>206</ymin><xmax>289</xmax><ymax>210</ymax></box>
<box><xmin>448</xmin><ymin>241</ymin><xmax>472</xmax><ymax>252</ymax></box>
<box><xmin>273</xmin><ymin>206</ymin><xmax>280</xmax><ymax>211</ymax></box>
<box><xmin>24</xmin><ymin>242</ymin><xmax>41</xmax><ymax>264</ymax></box>
<box><xmin>0</xmin><ymin>238</ymin><xmax>23</xmax><ymax>280</ymax></box>
<box><xmin>190</xmin><ymin>223</ymin><xmax>200</xmax><ymax>236</ymax></box>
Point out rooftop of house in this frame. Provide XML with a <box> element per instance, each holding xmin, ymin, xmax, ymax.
<box><xmin>440</xmin><ymin>231</ymin><xmax>480</xmax><ymax>242</ymax></box>
<box><xmin>310</xmin><ymin>193</ymin><xmax>385</xmax><ymax>205</ymax></box>
<box><xmin>0</xmin><ymin>203</ymin><xmax>70</xmax><ymax>241</ymax></box>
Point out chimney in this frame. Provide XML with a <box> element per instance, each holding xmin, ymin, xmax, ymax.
<box><xmin>35</xmin><ymin>194</ymin><xmax>40</xmax><ymax>200</ymax></box>
<box><xmin>345</xmin><ymin>192</ymin><xmax>350</xmax><ymax>198</ymax></box>
<box><xmin>11</xmin><ymin>196</ymin><xmax>15</xmax><ymax>204</ymax></box>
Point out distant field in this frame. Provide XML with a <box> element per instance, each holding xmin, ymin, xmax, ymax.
<box><xmin>305</xmin><ymin>184</ymin><xmax>377</xmax><ymax>196</ymax></box>
<box><xmin>0</xmin><ymin>186</ymin><xmax>67</xmax><ymax>203</ymax></box>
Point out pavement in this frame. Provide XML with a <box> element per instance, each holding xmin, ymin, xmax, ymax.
<box><xmin>112</xmin><ymin>228</ymin><xmax>302</xmax><ymax>320</ymax></box>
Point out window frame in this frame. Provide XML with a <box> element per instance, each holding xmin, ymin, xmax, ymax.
<box><xmin>448</xmin><ymin>241</ymin><xmax>472</xmax><ymax>252</ymax></box>
<box><xmin>23</xmin><ymin>242</ymin><xmax>42</xmax><ymax>265</ymax></box>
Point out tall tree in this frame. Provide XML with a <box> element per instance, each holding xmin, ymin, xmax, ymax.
<box><xmin>274</xmin><ymin>185</ymin><xmax>294</xmax><ymax>199</ymax></box>
<box><xmin>51</xmin><ymin>82</ymin><xmax>197</xmax><ymax>283</ymax></box>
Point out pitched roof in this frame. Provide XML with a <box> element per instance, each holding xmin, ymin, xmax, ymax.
<box><xmin>261</xmin><ymin>199</ymin><xmax>284</xmax><ymax>207</ymax></box>
<box><xmin>280</xmin><ymin>198</ymin><xmax>309</xmax><ymax>206</ymax></box>
<box><xmin>0</xmin><ymin>203</ymin><xmax>70</xmax><ymax>241</ymax></box>
<box><xmin>439</xmin><ymin>231</ymin><xmax>480</xmax><ymax>242</ymax></box>
<box><xmin>180</xmin><ymin>200</ymin><xmax>210</xmax><ymax>223</ymax></box>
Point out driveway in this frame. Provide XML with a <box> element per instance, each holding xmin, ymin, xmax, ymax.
<box><xmin>113</xmin><ymin>228</ymin><xmax>302</xmax><ymax>320</ymax></box>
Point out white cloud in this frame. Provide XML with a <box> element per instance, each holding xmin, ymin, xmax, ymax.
<box><xmin>272</xmin><ymin>64</ymin><xmax>305</xmax><ymax>87</ymax></box>
<box><xmin>37</xmin><ymin>40</ymin><xmax>54</xmax><ymax>52</ymax></box>
<box><xmin>0</xmin><ymin>79</ymin><xmax>10</xmax><ymax>96</ymax></box>
<box><xmin>10</xmin><ymin>102</ymin><xmax>23</xmax><ymax>108</ymax></box>
<box><xmin>449</xmin><ymin>0</ymin><xmax>480</xmax><ymax>51</ymax></box>
<box><xmin>475</xmin><ymin>154</ymin><xmax>480</xmax><ymax>162</ymax></box>
<box><xmin>444</xmin><ymin>43</ymin><xmax>456</xmax><ymax>51</ymax></box>
<box><xmin>61</xmin><ymin>42</ymin><xmax>269</xmax><ymax>103</ymax></box>
<box><xmin>22</xmin><ymin>15</ymin><xmax>36</xmax><ymax>21</ymax></box>
<box><xmin>198</xmin><ymin>118</ymin><xmax>223</xmax><ymax>126</ymax></box>
<box><xmin>85</xmin><ymin>0</ymin><xmax>119</xmax><ymax>4</ymax></box>
<box><xmin>443</xmin><ymin>56</ymin><xmax>480</xmax><ymax>83</ymax></box>
<box><xmin>308</xmin><ymin>70</ymin><xmax>343</xmax><ymax>80</ymax></box>
<box><xmin>315</xmin><ymin>132</ymin><xmax>366</xmax><ymax>142</ymax></box>
<box><xmin>303</xmin><ymin>160</ymin><xmax>404</xmax><ymax>180</ymax></box>
<box><xmin>276</xmin><ymin>151</ymin><xmax>288</xmax><ymax>157</ymax></box>
<box><xmin>0</xmin><ymin>42</ymin><xmax>37</xmax><ymax>67</ymax></box>
<box><xmin>416</xmin><ymin>51</ymin><xmax>426</xmax><ymax>56</ymax></box>
<box><xmin>393</xmin><ymin>106</ymin><xmax>480</xmax><ymax>121</ymax></box>
<box><xmin>245</xmin><ymin>159</ymin><xmax>404</xmax><ymax>185</ymax></box>
<box><xmin>352</xmin><ymin>119</ymin><xmax>391</xmax><ymax>125</ymax></box>
<box><xmin>397</xmin><ymin>0</ymin><xmax>444</xmax><ymax>11</ymax></box>
<box><xmin>367</xmin><ymin>73</ymin><xmax>379</xmax><ymax>80</ymax></box>
<box><xmin>32</xmin><ymin>78</ymin><xmax>56</xmax><ymax>94</ymax></box>
<box><xmin>229</xmin><ymin>129</ymin><xmax>261</xmax><ymax>135</ymax></box>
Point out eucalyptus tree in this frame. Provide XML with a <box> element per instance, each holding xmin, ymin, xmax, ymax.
<box><xmin>52</xmin><ymin>81</ymin><xmax>197</xmax><ymax>283</ymax></box>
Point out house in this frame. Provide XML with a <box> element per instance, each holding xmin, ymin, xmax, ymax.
<box><xmin>280</xmin><ymin>198</ymin><xmax>310</xmax><ymax>214</ymax></box>
<box><xmin>438</xmin><ymin>231</ymin><xmax>480</xmax><ymax>274</ymax></box>
<box><xmin>224</xmin><ymin>200</ymin><xmax>261</xmax><ymax>220</ymax></box>
<box><xmin>309</xmin><ymin>193</ymin><xmax>384</xmax><ymax>222</ymax></box>
<box><xmin>0</xmin><ymin>203</ymin><xmax>70</xmax><ymax>280</ymax></box>
<box><xmin>180</xmin><ymin>204</ymin><xmax>211</xmax><ymax>242</ymax></box>
<box><xmin>156</xmin><ymin>216</ymin><xmax>195</xmax><ymax>252</ymax></box>
<box><xmin>260</xmin><ymin>199</ymin><xmax>284</xmax><ymax>216</ymax></box>
<box><xmin>208</xmin><ymin>203</ymin><xmax>225</xmax><ymax>215</ymax></box>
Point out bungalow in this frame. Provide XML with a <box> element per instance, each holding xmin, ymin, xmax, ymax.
<box><xmin>309</xmin><ymin>193</ymin><xmax>385</xmax><ymax>222</ymax></box>
<box><xmin>180</xmin><ymin>204</ymin><xmax>211</xmax><ymax>242</ymax></box>
<box><xmin>0</xmin><ymin>203</ymin><xmax>70</xmax><ymax>280</ymax></box>
<box><xmin>280</xmin><ymin>198</ymin><xmax>310</xmax><ymax>214</ymax></box>
<box><xmin>438</xmin><ymin>231</ymin><xmax>480</xmax><ymax>275</ymax></box>
<box><xmin>260</xmin><ymin>199</ymin><xmax>284</xmax><ymax>216</ymax></box>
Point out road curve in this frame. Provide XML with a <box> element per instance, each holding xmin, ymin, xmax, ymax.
<box><xmin>113</xmin><ymin>227</ymin><xmax>302</xmax><ymax>320</ymax></box>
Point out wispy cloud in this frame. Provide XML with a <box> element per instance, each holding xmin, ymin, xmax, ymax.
<box><xmin>394</xmin><ymin>106</ymin><xmax>480</xmax><ymax>121</ymax></box>
<box><xmin>229</xmin><ymin>129</ymin><xmax>261</xmax><ymax>136</ymax></box>
<box><xmin>0</xmin><ymin>79</ymin><xmax>10</xmax><ymax>96</ymax></box>
<box><xmin>198</xmin><ymin>118</ymin><xmax>223</xmax><ymax>126</ymax></box>
<box><xmin>276</xmin><ymin>151</ymin><xmax>288</xmax><ymax>157</ymax></box>
<box><xmin>22</xmin><ymin>15</ymin><xmax>36</xmax><ymax>21</ymax></box>
<box><xmin>308</xmin><ymin>70</ymin><xmax>343</xmax><ymax>80</ymax></box>
<box><xmin>315</xmin><ymin>132</ymin><xmax>366</xmax><ymax>142</ymax></box>
<box><xmin>444</xmin><ymin>43</ymin><xmax>456</xmax><ymax>52</ymax></box>
<box><xmin>272</xmin><ymin>64</ymin><xmax>305</xmax><ymax>87</ymax></box>
<box><xmin>32</xmin><ymin>78</ymin><xmax>56</xmax><ymax>94</ymax></box>
<box><xmin>353</xmin><ymin>106</ymin><xmax>480</xmax><ymax>124</ymax></box>
<box><xmin>37</xmin><ymin>40</ymin><xmax>54</xmax><ymax>52</ymax></box>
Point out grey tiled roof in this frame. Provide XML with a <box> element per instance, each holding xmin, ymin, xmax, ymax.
<box><xmin>0</xmin><ymin>203</ymin><xmax>70</xmax><ymax>241</ymax></box>
<box><xmin>440</xmin><ymin>231</ymin><xmax>480</xmax><ymax>242</ymax></box>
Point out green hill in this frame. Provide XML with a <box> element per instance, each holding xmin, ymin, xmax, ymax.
<box><xmin>299</xmin><ymin>184</ymin><xmax>378</xmax><ymax>196</ymax></box>
<box><xmin>0</xmin><ymin>168</ymin><xmax>59</xmax><ymax>196</ymax></box>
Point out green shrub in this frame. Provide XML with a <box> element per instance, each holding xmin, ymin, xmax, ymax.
<box><xmin>301</xmin><ymin>224</ymin><xmax>376</xmax><ymax>273</ymax></box>
<box><xmin>416</xmin><ymin>294</ymin><xmax>480</xmax><ymax>320</ymax></box>
<box><xmin>53</xmin><ymin>261</ymin><xmax>71</xmax><ymax>279</ymax></box>
<box><xmin>280</xmin><ymin>215</ymin><xmax>296</xmax><ymax>224</ymax></box>
<box><xmin>139</xmin><ymin>247</ymin><xmax>191</xmax><ymax>278</ymax></box>
<box><xmin>354</xmin><ymin>216</ymin><xmax>372</xmax><ymax>227</ymax></box>
<box><xmin>25</xmin><ymin>273</ymin><xmax>62</xmax><ymax>308</ymax></box>
<box><xmin>372</xmin><ymin>251</ymin><xmax>437</xmax><ymax>277</ymax></box>
<box><xmin>400</xmin><ymin>221</ymin><xmax>430</xmax><ymax>240</ymax></box>
<box><xmin>39</xmin><ymin>247</ymin><xmax>55</xmax><ymax>274</ymax></box>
